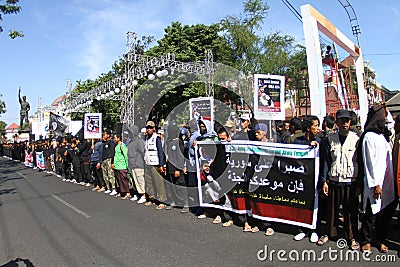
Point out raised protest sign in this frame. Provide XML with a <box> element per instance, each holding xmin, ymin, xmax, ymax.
<box><xmin>196</xmin><ymin>140</ymin><xmax>319</xmax><ymax>229</ymax></box>
<box><xmin>189</xmin><ymin>97</ymin><xmax>214</xmax><ymax>130</ymax></box>
<box><xmin>84</xmin><ymin>113</ymin><xmax>102</xmax><ymax>139</ymax></box>
<box><xmin>253</xmin><ymin>74</ymin><xmax>285</xmax><ymax>120</ymax></box>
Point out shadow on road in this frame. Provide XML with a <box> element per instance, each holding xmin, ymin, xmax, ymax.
<box><xmin>0</xmin><ymin>177</ymin><xmax>24</xmax><ymax>186</ymax></box>
<box><xmin>387</xmin><ymin>209</ymin><xmax>400</xmax><ymax>253</ymax></box>
<box><xmin>0</xmin><ymin>258</ymin><xmax>35</xmax><ymax>267</ymax></box>
<box><xmin>0</xmin><ymin>188</ymin><xmax>16</xmax><ymax>196</ymax></box>
<box><xmin>0</xmin><ymin>169</ymin><xmax>19</xmax><ymax>175</ymax></box>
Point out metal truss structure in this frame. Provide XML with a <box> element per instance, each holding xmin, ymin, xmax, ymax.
<box><xmin>61</xmin><ymin>32</ymin><xmax>214</xmax><ymax>128</ymax></box>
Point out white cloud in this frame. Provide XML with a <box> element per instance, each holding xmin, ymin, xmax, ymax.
<box><xmin>389</xmin><ymin>6</ymin><xmax>399</xmax><ymax>15</ymax></box>
<box><xmin>68</xmin><ymin>0</ymin><xmax>242</xmax><ymax>80</ymax></box>
<box><xmin>70</xmin><ymin>0</ymin><xmax>175</xmax><ymax>79</ymax></box>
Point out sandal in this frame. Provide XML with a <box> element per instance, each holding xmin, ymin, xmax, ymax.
<box><xmin>251</xmin><ymin>226</ymin><xmax>260</xmax><ymax>233</ymax></box>
<box><xmin>265</xmin><ymin>228</ymin><xmax>274</xmax><ymax>236</ymax></box>
<box><xmin>317</xmin><ymin>235</ymin><xmax>329</xmax><ymax>246</ymax></box>
<box><xmin>378</xmin><ymin>244</ymin><xmax>389</xmax><ymax>253</ymax></box>
<box><xmin>213</xmin><ymin>216</ymin><xmax>222</xmax><ymax>224</ymax></box>
<box><xmin>156</xmin><ymin>204</ymin><xmax>166</xmax><ymax>210</ymax></box>
<box><xmin>222</xmin><ymin>220</ymin><xmax>234</xmax><ymax>227</ymax></box>
<box><xmin>350</xmin><ymin>239</ymin><xmax>360</xmax><ymax>250</ymax></box>
<box><xmin>361</xmin><ymin>243</ymin><xmax>371</xmax><ymax>252</ymax></box>
<box><xmin>243</xmin><ymin>226</ymin><xmax>252</xmax><ymax>232</ymax></box>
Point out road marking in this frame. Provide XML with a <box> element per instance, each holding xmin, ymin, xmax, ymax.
<box><xmin>17</xmin><ymin>172</ymin><xmax>28</xmax><ymax>179</ymax></box>
<box><xmin>17</xmin><ymin>172</ymin><xmax>90</xmax><ymax>218</ymax></box>
<box><xmin>51</xmin><ymin>195</ymin><xmax>91</xmax><ymax>218</ymax></box>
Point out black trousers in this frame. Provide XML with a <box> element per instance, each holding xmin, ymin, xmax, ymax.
<box><xmin>359</xmin><ymin>198</ymin><xmax>397</xmax><ymax>245</ymax></box>
<box><xmin>80</xmin><ymin>161</ymin><xmax>91</xmax><ymax>183</ymax></box>
<box><xmin>73</xmin><ymin>164</ymin><xmax>82</xmax><ymax>182</ymax></box>
<box><xmin>55</xmin><ymin>161</ymin><xmax>63</xmax><ymax>176</ymax></box>
<box><xmin>91</xmin><ymin>163</ymin><xmax>105</xmax><ymax>188</ymax></box>
<box><xmin>165</xmin><ymin>172</ymin><xmax>188</xmax><ymax>207</ymax></box>
<box><xmin>327</xmin><ymin>183</ymin><xmax>359</xmax><ymax>240</ymax></box>
<box><xmin>62</xmin><ymin>161</ymin><xmax>71</xmax><ymax>180</ymax></box>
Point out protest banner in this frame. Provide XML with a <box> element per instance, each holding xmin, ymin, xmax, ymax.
<box><xmin>36</xmin><ymin>151</ymin><xmax>46</xmax><ymax>170</ymax></box>
<box><xmin>24</xmin><ymin>150</ymin><xmax>33</xmax><ymax>167</ymax></box>
<box><xmin>196</xmin><ymin>140</ymin><xmax>319</xmax><ymax>229</ymax></box>
<box><xmin>84</xmin><ymin>113</ymin><xmax>102</xmax><ymax>139</ymax></box>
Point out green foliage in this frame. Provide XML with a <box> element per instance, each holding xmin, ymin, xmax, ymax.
<box><xmin>134</xmin><ymin>21</ymin><xmax>235</xmax><ymax>124</ymax></box>
<box><xmin>259</xmin><ymin>32</ymin><xmax>295</xmax><ymax>74</ymax></box>
<box><xmin>9</xmin><ymin>29</ymin><xmax>23</xmax><ymax>38</ymax></box>
<box><xmin>220</xmin><ymin>0</ymin><xmax>269</xmax><ymax>75</ymax></box>
<box><xmin>0</xmin><ymin>120</ymin><xmax>6</xmax><ymax>131</ymax></box>
<box><xmin>147</xmin><ymin>22</ymin><xmax>230</xmax><ymax>63</ymax></box>
<box><xmin>0</xmin><ymin>0</ymin><xmax>23</xmax><ymax>38</ymax></box>
<box><xmin>0</xmin><ymin>93</ymin><xmax>6</xmax><ymax>115</ymax></box>
<box><xmin>71</xmin><ymin>72</ymin><xmax>120</xmax><ymax>129</ymax></box>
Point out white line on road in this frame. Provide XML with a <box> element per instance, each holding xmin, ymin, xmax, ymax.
<box><xmin>17</xmin><ymin>172</ymin><xmax>91</xmax><ymax>218</ymax></box>
<box><xmin>51</xmin><ymin>195</ymin><xmax>91</xmax><ymax>218</ymax></box>
<box><xmin>17</xmin><ymin>172</ymin><xmax>27</xmax><ymax>179</ymax></box>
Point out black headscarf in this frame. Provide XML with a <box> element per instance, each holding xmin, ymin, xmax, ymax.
<box><xmin>363</xmin><ymin>104</ymin><xmax>391</xmax><ymax>142</ymax></box>
<box><xmin>356</xmin><ymin>104</ymin><xmax>391</xmax><ymax>185</ymax></box>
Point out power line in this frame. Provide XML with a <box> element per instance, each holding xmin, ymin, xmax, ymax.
<box><xmin>281</xmin><ymin>0</ymin><xmax>302</xmax><ymax>23</ymax></box>
<box><xmin>280</xmin><ymin>0</ymin><xmax>331</xmax><ymax>47</ymax></box>
<box><xmin>364</xmin><ymin>53</ymin><xmax>400</xmax><ymax>56</ymax></box>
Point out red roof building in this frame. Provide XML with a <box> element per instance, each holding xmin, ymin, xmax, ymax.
<box><xmin>5</xmin><ymin>123</ymin><xmax>19</xmax><ymax>133</ymax></box>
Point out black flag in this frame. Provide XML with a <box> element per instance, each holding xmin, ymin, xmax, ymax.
<box><xmin>49</xmin><ymin>112</ymin><xmax>68</xmax><ymax>137</ymax></box>
<box><xmin>75</xmin><ymin>126</ymin><xmax>84</xmax><ymax>141</ymax></box>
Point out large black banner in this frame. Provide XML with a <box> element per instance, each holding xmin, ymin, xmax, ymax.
<box><xmin>196</xmin><ymin>140</ymin><xmax>319</xmax><ymax>229</ymax></box>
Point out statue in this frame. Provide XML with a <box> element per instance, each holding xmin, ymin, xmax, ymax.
<box><xmin>18</xmin><ymin>88</ymin><xmax>30</xmax><ymax>128</ymax></box>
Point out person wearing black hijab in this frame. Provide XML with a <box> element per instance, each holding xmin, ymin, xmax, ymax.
<box><xmin>358</xmin><ymin>104</ymin><xmax>397</xmax><ymax>253</ymax></box>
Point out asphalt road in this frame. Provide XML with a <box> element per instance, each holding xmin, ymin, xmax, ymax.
<box><xmin>0</xmin><ymin>157</ymin><xmax>399</xmax><ymax>267</ymax></box>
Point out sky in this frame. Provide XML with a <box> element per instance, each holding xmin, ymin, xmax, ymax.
<box><xmin>1</xmin><ymin>0</ymin><xmax>399</xmax><ymax>125</ymax></box>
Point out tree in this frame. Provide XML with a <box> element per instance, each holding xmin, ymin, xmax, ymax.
<box><xmin>0</xmin><ymin>120</ymin><xmax>6</xmax><ymax>132</ymax></box>
<box><xmin>0</xmin><ymin>93</ymin><xmax>6</xmax><ymax>133</ymax></box>
<box><xmin>0</xmin><ymin>0</ymin><xmax>23</xmax><ymax>39</ymax></box>
<box><xmin>220</xmin><ymin>0</ymin><xmax>269</xmax><ymax>75</ymax></box>
<box><xmin>0</xmin><ymin>93</ymin><xmax>6</xmax><ymax>123</ymax></box>
<box><xmin>91</xmin><ymin>23</ymin><xmax>235</xmax><ymax>125</ymax></box>
<box><xmin>147</xmin><ymin>22</ymin><xmax>233</xmax><ymax>63</ymax></box>
<box><xmin>0</xmin><ymin>94</ymin><xmax>5</xmax><ymax>115</ymax></box>
<box><xmin>219</xmin><ymin>0</ymin><xmax>311</xmax><ymax>116</ymax></box>
<box><xmin>135</xmin><ymin>22</ymin><xmax>235</xmax><ymax>124</ymax></box>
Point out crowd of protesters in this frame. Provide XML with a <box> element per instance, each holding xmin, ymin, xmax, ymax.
<box><xmin>0</xmin><ymin>103</ymin><xmax>399</xmax><ymax>254</ymax></box>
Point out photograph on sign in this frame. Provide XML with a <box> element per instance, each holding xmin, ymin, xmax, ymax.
<box><xmin>189</xmin><ymin>97</ymin><xmax>214</xmax><ymax>130</ymax></box>
<box><xmin>84</xmin><ymin>113</ymin><xmax>102</xmax><ymax>139</ymax></box>
<box><xmin>253</xmin><ymin>74</ymin><xmax>285</xmax><ymax>120</ymax></box>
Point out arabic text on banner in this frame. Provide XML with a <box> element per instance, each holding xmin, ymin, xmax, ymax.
<box><xmin>196</xmin><ymin>141</ymin><xmax>319</xmax><ymax>229</ymax></box>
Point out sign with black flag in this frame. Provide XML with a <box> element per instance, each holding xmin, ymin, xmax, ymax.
<box><xmin>49</xmin><ymin>112</ymin><xmax>69</xmax><ymax>137</ymax></box>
